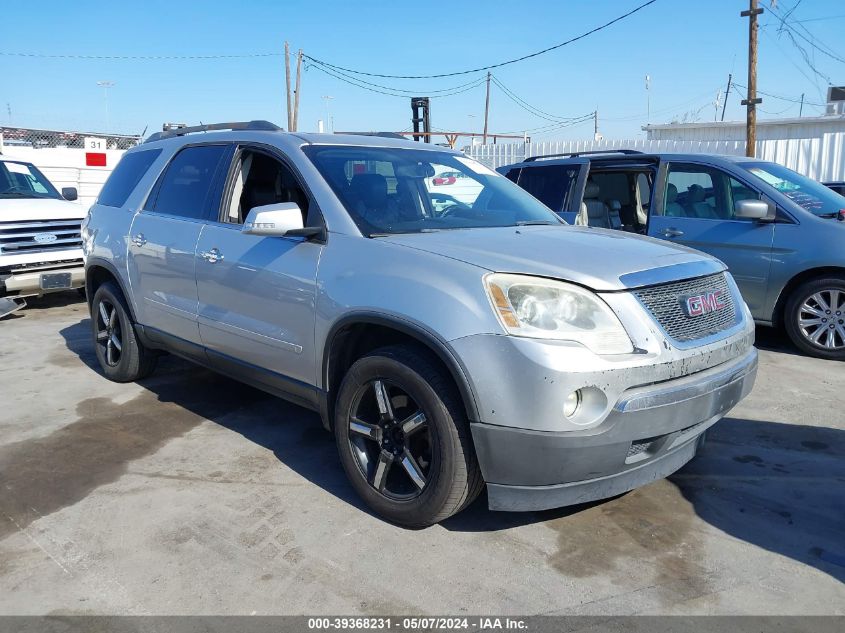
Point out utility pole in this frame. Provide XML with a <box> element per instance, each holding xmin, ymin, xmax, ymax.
<box><xmin>799</xmin><ymin>93</ymin><xmax>805</xmax><ymax>117</ymax></box>
<box><xmin>482</xmin><ymin>72</ymin><xmax>491</xmax><ymax>145</ymax></box>
<box><xmin>285</xmin><ymin>42</ymin><xmax>293</xmax><ymax>131</ymax></box>
<box><xmin>741</xmin><ymin>0</ymin><xmax>763</xmax><ymax>157</ymax></box>
<box><xmin>322</xmin><ymin>95</ymin><xmax>334</xmax><ymax>133</ymax></box>
<box><xmin>97</xmin><ymin>81</ymin><xmax>115</xmax><ymax>132</ymax></box>
<box><xmin>721</xmin><ymin>73</ymin><xmax>732</xmax><ymax>121</ymax></box>
<box><xmin>292</xmin><ymin>49</ymin><xmax>303</xmax><ymax>132</ymax></box>
<box><xmin>594</xmin><ymin>110</ymin><xmax>599</xmax><ymax>140</ymax></box>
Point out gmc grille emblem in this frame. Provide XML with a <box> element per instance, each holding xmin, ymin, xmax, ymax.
<box><xmin>681</xmin><ymin>290</ymin><xmax>727</xmax><ymax>317</ymax></box>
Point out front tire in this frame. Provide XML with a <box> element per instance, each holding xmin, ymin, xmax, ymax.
<box><xmin>334</xmin><ymin>345</ymin><xmax>483</xmax><ymax>527</ymax></box>
<box><xmin>784</xmin><ymin>276</ymin><xmax>845</xmax><ymax>360</ymax></box>
<box><xmin>91</xmin><ymin>281</ymin><xmax>157</xmax><ymax>381</ymax></box>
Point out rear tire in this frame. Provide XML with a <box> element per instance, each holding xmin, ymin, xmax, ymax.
<box><xmin>784</xmin><ymin>276</ymin><xmax>845</xmax><ymax>361</ymax></box>
<box><xmin>91</xmin><ymin>281</ymin><xmax>157</xmax><ymax>381</ymax></box>
<box><xmin>334</xmin><ymin>345</ymin><xmax>483</xmax><ymax>527</ymax></box>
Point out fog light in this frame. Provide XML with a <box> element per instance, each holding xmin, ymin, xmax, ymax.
<box><xmin>563</xmin><ymin>390</ymin><xmax>582</xmax><ymax>418</ymax></box>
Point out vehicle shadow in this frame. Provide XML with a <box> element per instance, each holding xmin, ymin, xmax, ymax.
<box><xmin>56</xmin><ymin>318</ymin><xmax>371</xmax><ymax>515</ymax></box>
<box><xmin>753</xmin><ymin>324</ymin><xmax>802</xmax><ymax>356</ymax></box>
<box><xmin>673</xmin><ymin>417</ymin><xmax>845</xmax><ymax>582</ymax></box>
<box><xmin>57</xmin><ymin>319</ymin><xmax>845</xmax><ymax>584</ymax></box>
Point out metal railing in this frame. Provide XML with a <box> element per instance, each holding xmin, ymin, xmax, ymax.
<box><xmin>0</xmin><ymin>127</ymin><xmax>141</xmax><ymax>151</ymax></box>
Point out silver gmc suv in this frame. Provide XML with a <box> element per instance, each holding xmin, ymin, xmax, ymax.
<box><xmin>82</xmin><ymin>121</ymin><xmax>757</xmax><ymax>527</ymax></box>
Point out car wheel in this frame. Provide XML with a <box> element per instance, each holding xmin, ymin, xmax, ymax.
<box><xmin>784</xmin><ymin>276</ymin><xmax>845</xmax><ymax>361</ymax></box>
<box><xmin>334</xmin><ymin>345</ymin><xmax>483</xmax><ymax>527</ymax></box>
<box><xmin>91</xmin><ymin>281</ymin><xmax>157</xmax><ymax>381</ymax></box>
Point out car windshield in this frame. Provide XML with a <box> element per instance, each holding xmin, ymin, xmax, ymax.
<box><xmin>741</xmin><ymin>161</ymin><xmax>845</xmax><ymax>217</ymax></box>
<box><xmin>304</xmin><ymin>145</ymin><xmax>563</xmax><ymax>235</ymax></box>
<box><xmin>0</xmin><ymin>160</ymin><xmax>62</xmax><ymax>200</ymax></box>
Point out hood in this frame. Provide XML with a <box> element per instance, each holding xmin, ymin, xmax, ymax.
<box><xmin>0</xmin><ymin>197</ymin><xmax>86</xmax><ymax>222</ymax></box>
<box><xmin>381</xmin><ymin>225</ymin><xmax>725</xmax><ymax>291</ymax></box>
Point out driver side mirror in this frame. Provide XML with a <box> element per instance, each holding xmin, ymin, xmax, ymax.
<box><xmin>61</xmin><ymin>187</ymin><xmax>78</xmax><ymax>201</ymax></box>
<box><xmin>734</xmin><ymin>199</ymin><xmax>775</xmax><ymax>221</ymax></box>
<box><xmin>242</xmin><ymin>202</ymin><xmax>324</xmax><ymax>239</ymax></box>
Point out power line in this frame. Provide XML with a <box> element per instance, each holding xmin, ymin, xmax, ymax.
<box><xmin>602</xmin><ymin>87</ymin><xmax>723</xmax><ymax>121</ymax></box>
<box><xmin>500</xmin><ymin>113</ymin><xmax>596</xmax><ymax>137</ymax></box>
<box><xmin>305</xmin><ymin>61</ymin><xmax>487</xmax><ymax>95</ymax></box>
<box><xmin>302</xmin><ymin>0</ymin><xmax>658</xmax><ymax>79</ymax></box>
<box><xmin>769</xmin><ymin>3</ymin><xmax>845</xmax><ymax>64</ymax></box>
<box><xmin>0</xmin><ymin>51</ymin><xmax>281</xmax><ymax>60</ymax></box>
<box><xmin>307</xmin><ymin>62</ymin><xmax>486</xmax><ymax>99</ymax></box>
<box><xmin>733</xmin><ymin>82</ymin><xmax>826</xmax><ymax>107</ymax></box>
<box><xmin>490</xmin><ymin>75</ymin><xmax>590</xmax><ymax>123</ymax></box>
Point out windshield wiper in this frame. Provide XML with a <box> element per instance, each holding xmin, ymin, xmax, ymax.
<box><xmin>515</xmin><ymin>220</ymin><xmax>560</xmax><ymax>226</ymax></box>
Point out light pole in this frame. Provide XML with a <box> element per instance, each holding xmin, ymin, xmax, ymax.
<box><xmin>645</xmin><ymin>74</ymin><xmax>651</xmax><ymax>123</ymax></box>
<box><xmin>321</xmin><ymin>95</ymin><xmax>334</xmax><ymax>133</ymax></box>
<box><xmin>97</xmin><ymin>81</ymin><xmax>115</xmax><ymax>132</ymax></box>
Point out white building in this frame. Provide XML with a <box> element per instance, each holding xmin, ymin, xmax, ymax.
<box><xmin>643</xmin><ymin>115</ymin><xmax>845</xmax><ymax>142</ymax></box>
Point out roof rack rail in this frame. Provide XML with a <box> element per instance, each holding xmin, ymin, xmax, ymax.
<box><xmin>523</xmin><ymin>149</ymin><xmax>643</xmax><ymax>162</ymax></box>
<box><xmin>144</xmin><ymin>120</ymin><xmax>283</xmax><ymax>143</ymax></box>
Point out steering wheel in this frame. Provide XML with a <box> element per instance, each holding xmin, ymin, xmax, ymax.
<box><xmin>438</xmin><ymin>204</ymin><xmax>466</xmax><ymax>218</ymax></box>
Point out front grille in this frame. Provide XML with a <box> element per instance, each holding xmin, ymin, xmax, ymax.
<box><xmin>634</xmin><ymin>273</ymin><xmax>737</xmax><ymax>343</ymax></box>
<box><xmin>0</xmin><ymin>219</ymin><xmax>83</xmax><ymax>256</ymax></box>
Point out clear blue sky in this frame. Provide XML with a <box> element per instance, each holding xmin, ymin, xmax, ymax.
<box><xmin>1</xmin><ymin>0</ymin><xmax>843</xmax><ymax>141</ymax></box>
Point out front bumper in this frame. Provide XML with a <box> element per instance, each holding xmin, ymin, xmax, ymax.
<box><xmin>470</xmin><ymin>347</ymin><xmax>757</xmax><ymax>511</ymax></box>
<box><xmin>0</xmin><ymin>264</ymin><xmax>85</xmax><ymax>298</ymax></box>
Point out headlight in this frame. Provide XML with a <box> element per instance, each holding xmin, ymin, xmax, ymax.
<box><xmin>484</xmin><ymin>273</ymin><xmax>634</xmax><ymax>355</ymax></box>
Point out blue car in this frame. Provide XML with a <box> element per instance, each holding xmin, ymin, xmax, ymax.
<box><xmin>502</xmin><ymin>150</ymin><xmax>845</xmax><ymax>360</ymax></box>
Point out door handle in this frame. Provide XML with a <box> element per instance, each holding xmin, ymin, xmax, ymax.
<box><xmin>660</xmin><ymin>228</ymin><xmax>684</xmax><ymax>238</ymax></box>
<box><xmin>131</xmin><ymin>233</ymin><xmax>146</xmax><ymax>247</ymax></box>
<box><xmin>200</xmin><ymin>248</ymin><xmax>224</xmax><ymax>264</ymax></box>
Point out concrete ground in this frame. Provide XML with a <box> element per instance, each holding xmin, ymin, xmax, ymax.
<box><xmin>0</xmin><ymin>293</ymin><xmax>843</xmax><ymax>616</ymax></box>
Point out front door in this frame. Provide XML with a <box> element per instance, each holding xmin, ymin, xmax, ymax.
<box><xmin>195</xmin><ymin>147</ymin><xmax>323</xmax><ymax>388</ymax></box>
<box><xmin>648</xmin><ymin>161</ymin><xmax>775</xmax><ymax>313</ymax></box>
<box><xmin>127</xmin><ymin>143</ymin><xmax>231</xmax><ymax>343</ymax></box>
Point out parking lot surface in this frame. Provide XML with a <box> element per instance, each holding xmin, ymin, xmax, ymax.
<box><xmin>1</xmin><ymin>294</ymin><xmax>843</xmax><ymax>615</ymax></box>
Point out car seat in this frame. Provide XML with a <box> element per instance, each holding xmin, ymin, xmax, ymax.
<box><xmin>665</xmin><ymin>183</ymin><xmax>687</xmax><ymax>217</ymax></box>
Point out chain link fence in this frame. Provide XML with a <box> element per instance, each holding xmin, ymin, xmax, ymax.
<box><xmin>0</xmin><ymin>126</ymin><xmax>141</xmax><ymax>151</ymax></box>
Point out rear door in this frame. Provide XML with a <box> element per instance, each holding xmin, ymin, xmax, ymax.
<box><xmin>508</xmin><ymin>161</ymin><xmax>586</xmax><ymax>223</ymax></box>
<box><xmin>127</xmin><ymin>143</ymin><xmax>231</xmax><ymax>344</ymax></box>
<box><xmin>648</xmin><ymin>161</ymin><xmax>775</xmax><ymax>313</ymax></box>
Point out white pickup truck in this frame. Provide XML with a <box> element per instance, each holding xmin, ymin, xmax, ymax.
<box><xmin>1</xmin><ymin>157</ymin><xmax>86</xmax><ymax>315</ymax></box>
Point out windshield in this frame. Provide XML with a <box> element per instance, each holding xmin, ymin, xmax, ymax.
<box><xmin>304</xmin><ymin>145</ymin><xmax>563</xmax><ymax>235</ymax></box>
<box><xmin>0</xmin><ymin>160</ymin><xmax>62</xmax><ymax>200</ymax></box>
<box><xmin>741</xmin><ymin>161</ymin><xmax>845</xmax><ymax>217</ymax></box>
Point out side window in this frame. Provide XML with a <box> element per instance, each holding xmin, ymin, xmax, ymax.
<box><xmin>147</xmin><ymin>145</ymin><xmax>227</xmax><ymax>220</ymax></box>
<box><xmin>664</xmin><ymin>164</ymin><xmax>724</xmax><ymax>220</ymax></box>
<box><xmin>97</xmin><ymin>149</ymin><xmax>162</xmax><ymax>208</ymax></box>
<box><xmin>226</xmin><ymin>150</ymin><xmax>310</xmax><ymax>224</ymax></box>
<box><xmin>729</xmin><ymin>177</ymin><xmax>759</xmax><ymax>204</ymax></box>
<box><xmin>516</xmin><ymin>165</ymin><xmax>578</xmax><ymax>213</ymax></box>
<box><xmin>503</xmin><ymin>168</ymin><xmax>520</xmax><ymax>183</ymax></box>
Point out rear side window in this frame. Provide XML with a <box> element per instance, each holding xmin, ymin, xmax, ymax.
<box><xmin>97</xmin><ymin>149</ymin><xmax>162</xmax><ymax>208</ymax></box>
<box><xmin>147</xmin><ymin>145</ymin><xmax>228</xmax><ymax>220</ymax></box>
<box><xmin>517</xmin><ymin>165</ymin><xmax>579</xmax><ymax>213</ymax></box>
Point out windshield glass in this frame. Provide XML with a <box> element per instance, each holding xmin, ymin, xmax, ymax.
<box><xmin>0</xmin><ymin>160</ymin><xmax>62</xmax><ymax>200</ymax></box>
<box><xmin>741</xmin><ymin>161</ymin><xmax>845</xmax><ymax>217</ymax></box>
<box><xmin>304</xmin><ymin>145</ymin><xmax>563</xmax><ymax>235</ymax></box>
